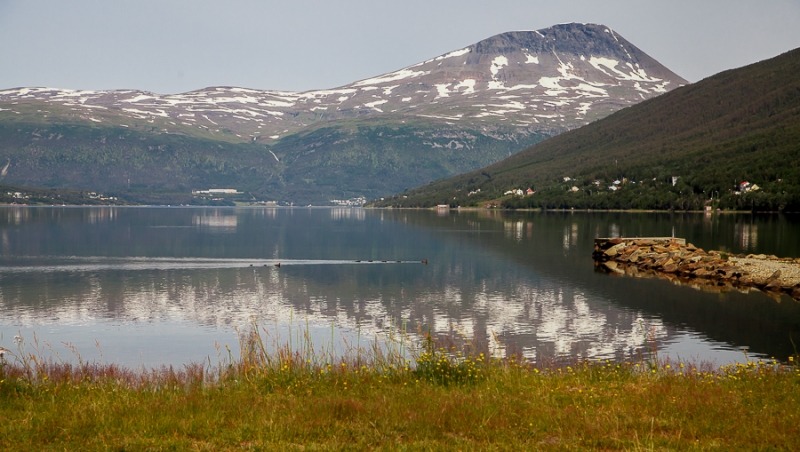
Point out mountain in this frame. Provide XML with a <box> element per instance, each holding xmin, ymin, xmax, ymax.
<box><xmin>0</xmin><ymin>23</ymin><xmax>687</xmax><ymax>204</ymax></box>
<box><xmin>371</xmin><ymin>47</ymin><xmax>800</xmax><ymax>212</ymax></box>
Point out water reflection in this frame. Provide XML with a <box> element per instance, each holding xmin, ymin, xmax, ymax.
<box><xmin>0</xmin><ymin>207</ymin><xmax>799</xmax><ymax>367</ymax></box>
<box><xmin>5</xmin><ymin>206</ymin><xmax>31</xmax><ymax>225</ymax></box>
<box><xmin>193</xmin><ymin>211</ymin><xmax>237</xmax><ymax>232</ymax></box>
<box><xmin>0</xmin><ymin>264</ymin><xmax>667</xmax><ymax>364</ymax></box>
<box><xmin>330</xmin><ymin>208</ymin><xmax>365</xmax><ymax>221</ymax></box>
<box><xmin>562</xmin><ymin>223</ymin><xmax>579</xmax><ymax>253</ymax></box>
<box><xmin>735</xmin><ymin>223</ymin><xmax>758</xmax><ymax>250</ymax></box>
<box><xmin>85</xmin><ymin>207</ymin><xmax>118</xmax><ymax>224</ymax></box>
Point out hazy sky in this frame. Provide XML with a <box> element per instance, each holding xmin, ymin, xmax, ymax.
<box><xmin>1</xmin><ymin>0</ymin><xmax>799</xmax><ymax>94</ymax></box>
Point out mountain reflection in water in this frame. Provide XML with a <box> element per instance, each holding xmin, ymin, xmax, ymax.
<box><xmin>0</xmin><ymin>207</ymin><xmax>798</xmax><ymax>367</ymax></box>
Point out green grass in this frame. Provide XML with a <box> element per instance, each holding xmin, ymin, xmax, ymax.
<box><xmin>1</xmin><ymin>328</ymin><xmax>799</xmax><ymax>451</ymax></box>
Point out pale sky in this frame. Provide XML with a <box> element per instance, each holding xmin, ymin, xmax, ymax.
<box><xmin>1</xmin><ymin>0</ymin><xmax>799</xmax><ymax>94</ymax></box>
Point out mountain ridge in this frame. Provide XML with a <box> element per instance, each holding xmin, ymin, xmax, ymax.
<box><xmin>0</xmin><ymin>23</ymin><xmax>687</xmax><ymax>204</ymax></box>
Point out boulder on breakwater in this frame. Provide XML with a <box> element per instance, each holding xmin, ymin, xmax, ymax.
<box><xmin>593</xmin><ymin>237</ymin><xmax>800</xmax><ymax>301</ymax></box>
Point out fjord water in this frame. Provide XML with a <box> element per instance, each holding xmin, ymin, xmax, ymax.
<box><xmin>1</xmin><ymin>207</ymin><xmax>799</xmax><ymax>367</ymax></box>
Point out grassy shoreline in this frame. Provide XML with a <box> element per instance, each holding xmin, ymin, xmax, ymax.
<box><xmin>1</xmin><ymin>329</ymin><xmax>799</xmax><ymax>451</ymax></box>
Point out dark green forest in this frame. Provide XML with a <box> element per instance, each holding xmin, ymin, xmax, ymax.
<box><xmin>0</xmin><ymin>114</ymin><xmax>548</xmax><ymax>205</ymax></box>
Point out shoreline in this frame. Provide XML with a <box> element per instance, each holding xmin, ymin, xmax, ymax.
<box><xmin>2</xmin><ymin>203</ymin><xmax>800</xmax><ymax>214</ymax></box>
<box><xmin>367</xmin><ymin>206</ymin><xmax>800</xmax><ymax>214</ymax></box>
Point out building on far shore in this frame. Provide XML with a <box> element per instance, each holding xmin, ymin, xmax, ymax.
<box><xmin>192</xmin><ymin>189</ymin><xmax>241</xmax><ymax>195</ymax></box>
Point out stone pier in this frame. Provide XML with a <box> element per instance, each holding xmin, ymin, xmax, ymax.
<box><xmin>593</xmin><ymin>237</ymin><xmax>800</xmax><ymax>300</ymax></box>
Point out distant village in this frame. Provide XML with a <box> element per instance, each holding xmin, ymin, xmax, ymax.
<box><xmin>191</xmin><ymin>188</ymin><xmax>241</xmax><ymax>196</ymax></box>
<box><xmin>190</xmin><ymin>188</ymin><xmax>365</xmax><ymax>207</ymax></box>
<box><xmin>1</xmin><ymin>188</ymin><xmax>120</xmax><ymax>205</ymax></box>
<box><xmin>9</xmin><ymin>190</ymin><xmax>119</xmax><ymax>201</ymax></box>
<box><xmin>331</xmin><ymin>197</ymin><xmax>367</xmax><ymax>207</ymax></box>
<box><xmin>490</xmin><ymin>174</ymin><xmax>762</xmax><ymax>202</ymax></box>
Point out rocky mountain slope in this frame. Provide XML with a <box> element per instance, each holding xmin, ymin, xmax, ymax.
<box><xmin>0</xmin><ymin>23</ymin><xmax>686</xmax><ymax>204</ymax></box>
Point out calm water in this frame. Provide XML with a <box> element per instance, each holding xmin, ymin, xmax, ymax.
<box><xmin>1</xmin><ymin>207</ymin><xmax>799</xmax><ymax>367</ymax></box>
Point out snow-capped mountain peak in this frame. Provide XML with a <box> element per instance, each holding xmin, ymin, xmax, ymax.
<box><xmin>0</xmin><ymin>23</ymin><xmax>686</xmax><ymax>143</ymax></box>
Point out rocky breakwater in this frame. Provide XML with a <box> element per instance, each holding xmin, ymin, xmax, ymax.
<box><xmin>593</xmin><ymin>238</ymin><xmax>800</xmax><ymax>301</ymax></box>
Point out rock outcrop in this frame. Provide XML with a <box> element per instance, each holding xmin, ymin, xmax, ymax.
<box><xmin>593</xmin><ymin>238</ymin><xmax>800</xmax><ymax>301</ymax></box>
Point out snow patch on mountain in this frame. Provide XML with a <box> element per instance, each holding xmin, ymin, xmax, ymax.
<box><xmin>588</xmin><ymin>56</ymin><xmax>661</xmax><ymax>83</ymax></box>
<box><xmin>435</xmin><ymin>48</ymin><xmax>470</xmax><ymax>61</ymax></box>
<box><xmin>577</xmin><ymin>102</ymin><xmax>592</xmax><ymax>115</ymax></box>
<box><xmin>122</xmin><ymin>95</ymin><xmax>156</xmax><ymax>103</ymax></box>
<box><xmin>364</xmin><ymin>99</ymin><xmax>388</xmax><ymax>111</ymax></box>
<box><xmin>505</xmin><ymin>84</ymin><xmax>538</xmax><ymax>91</ymax></box>
<box><xmin>453</xmin><ymin>79</ymin><xmax>476</xmax><ymax>94</ymax></box>
<box><xmin>490</xmin><ymin>56</ymin><xmax>509</xmax><ymax>78</ymax></box>
<box><xmin>354</xmin><ymin>68</ymin><xmax>430</xmax><ymax>87</ymax></box>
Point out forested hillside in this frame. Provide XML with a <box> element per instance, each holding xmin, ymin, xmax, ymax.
<box><xmin>372</xmin><ymin>47</ymin><xmax>800</xmax><ymax>212</ymax></box>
